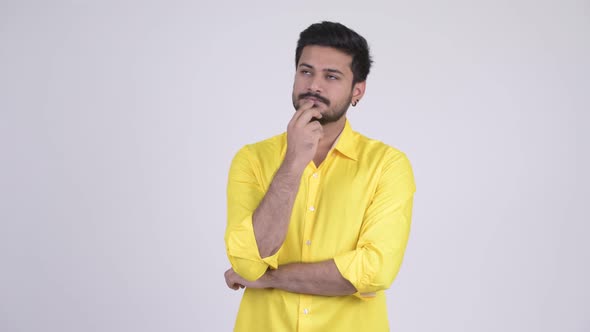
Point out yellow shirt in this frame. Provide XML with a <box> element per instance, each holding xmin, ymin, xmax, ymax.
<box><xmin>225</xmin><ymin>119</ymin><xmax>416</xmax><ymax>332</ymax></box>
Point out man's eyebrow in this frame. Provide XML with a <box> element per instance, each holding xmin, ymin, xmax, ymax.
<box><xmin>299</xmin><ymin>63</ymin><xmax>345</xmax><ymax>76</ymax></box>
<box><xmin>325</xmin><ymin>68</ymin><xmax>345</xmax><ymax>76</ymax></box>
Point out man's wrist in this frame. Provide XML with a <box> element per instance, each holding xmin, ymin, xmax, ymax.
<box><xmin>281</xmin><ymin>154</ymin><xmax>307</xmax><ymax>176</ymax></box>
<box><xmin>264</xmin><ymin>268</ymin><xmax>280</xmax><ymax>289</ymax></box>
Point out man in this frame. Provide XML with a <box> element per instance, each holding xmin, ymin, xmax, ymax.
<box><xmin>224</xmin><ymin>21</ymin><xmax>416</xmax><ymax>331</ymax></box>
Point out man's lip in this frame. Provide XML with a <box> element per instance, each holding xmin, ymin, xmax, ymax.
<box><xmin>303</xmin><ymin>97</ymin><xmax>323</xmax><ymax>103</ymax></box>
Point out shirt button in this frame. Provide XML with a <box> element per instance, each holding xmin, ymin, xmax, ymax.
<box><xmin>309</xmin><ymin>206</ymin><xmax>315</xmax><ymax>212</ymax></box>
<box><xmin>303</xmin><ymin>308</ymin><xmax>309</xmax><ymax>315</ymax></box>
<box><xmin>312</xmin><ymin>173</ymin><xmax>318</xmax><ymax>178</ymax></box>
<box><xmin>306</xmin><ymin>240</ymin><xmax>311</xmax><ymax>246</ymax></box>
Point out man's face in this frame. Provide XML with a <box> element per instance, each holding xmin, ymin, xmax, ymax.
<box><xmin>292</xmin><ymin>45</ymin><xmax>356</xmax><ymax>125</ymax></box>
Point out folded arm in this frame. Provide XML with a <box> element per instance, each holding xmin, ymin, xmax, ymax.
<box><xmin>225</xmin><ymin>260</ymin><xmax>356</xmax><ymax>296</ymax></box>
<box><xmin>226</xmin><ymin>152</ymin><xmax>416</xmax><ymax>298</ymax></box>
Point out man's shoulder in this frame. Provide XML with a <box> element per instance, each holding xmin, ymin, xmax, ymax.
<box><xmin>234</xmin><ymin>132</ymin><xmax>287</xmax><ymax>160</ymax></box>
<box><xmin>352</xmin><ymin>130</ymin><xmax>414</xmax><ymax>190</ymax></box>
<box><xmin>352</xmin><ymin>129</ymin><xmax>409</xmax><ymax>162</ymax></box>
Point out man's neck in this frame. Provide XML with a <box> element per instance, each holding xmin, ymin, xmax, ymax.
<box><xmin>313</xmin><ymin>116</ymin><xmax>347</xmax><ymax>167</ymax></box>
<box><xmin>319</xmin><ymin>116</ymin><xmax>346</xmax><ymax>149</ymax></box>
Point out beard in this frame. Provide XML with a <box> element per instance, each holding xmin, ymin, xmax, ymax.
<box><xmin>292</xmin><ymin>91</ymin><xmax>352</xmax><ymax>125</ymax></box>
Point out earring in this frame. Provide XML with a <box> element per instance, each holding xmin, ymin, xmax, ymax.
<box><xmin>352</xmin><ymin>100</ymin><xmax>359</xmax><ymax>107</ymax></box>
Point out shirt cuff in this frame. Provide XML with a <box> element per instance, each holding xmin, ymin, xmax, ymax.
<box><xmin>334</xmin><ymin>249</ymin><xmax>379</xmax><ymax>301</ymax></box>
<box><xmin>226</xmin><ymin>214</ymin><xmax>280</xmax><ymax>281</ymax></box>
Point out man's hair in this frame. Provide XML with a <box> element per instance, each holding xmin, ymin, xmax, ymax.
<box><xmin>295</xmin><ymin>21</ymin><xmax>373</xmax><ymax>85</ymax></box>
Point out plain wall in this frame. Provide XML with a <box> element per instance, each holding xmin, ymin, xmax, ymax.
<box><xmin>1</xmin><ymin>0</ymin><xmax>588</xmax><ymax>331</ymax></box>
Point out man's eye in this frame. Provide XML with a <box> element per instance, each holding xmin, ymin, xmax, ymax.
<box><xmin>301</xmin><ymin>70</ymin><xmax>311</xmax><ymax>75</ymax></box>
<box><xmin>327</xmin><ymin>75</ymin><xmax>338</xmax><ymax>80</ymax></box>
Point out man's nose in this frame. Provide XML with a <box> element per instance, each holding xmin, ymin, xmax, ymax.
<box><xmin>308</xmin><ymin>75</ymin><xmax>322</xmax><ymax>93</ymax></box>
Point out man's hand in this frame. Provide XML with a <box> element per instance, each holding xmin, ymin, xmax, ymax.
<box><xmin>224</xmin><ymin>268</ymin><xmax>271</xmax><ymax>291</ymax></box>
<box><xmin>285</xmin><ymin>100</ymin><xmax>323</xmax><ymax>170</ymax></box>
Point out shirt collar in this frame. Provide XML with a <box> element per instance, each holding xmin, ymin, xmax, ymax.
<box><xmin>333</xmin><ymin>119</ymin><xmax>358</xmax><ymax>161</ymax></box>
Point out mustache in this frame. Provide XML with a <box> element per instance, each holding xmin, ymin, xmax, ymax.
<box><xmin>298</xmin><ymin>92</ymin><xmax>330</xmax><ymax>106</ymax></box>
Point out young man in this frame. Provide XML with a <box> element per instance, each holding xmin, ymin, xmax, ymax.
<box><xmin>224</xmin><ymin>21</ymin><xmax>416</xmax><ymax>331</ymax></box>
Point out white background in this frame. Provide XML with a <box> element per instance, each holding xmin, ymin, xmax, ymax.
<box><xmin>1</xmin><ymin>0</ymin><xmax>588</xmax><ymax>331</ymax></box>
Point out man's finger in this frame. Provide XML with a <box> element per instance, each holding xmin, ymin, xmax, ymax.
<box><xmin>297</xmin><ymin>108</ymin><xmax>323</xmax><ymax>126</ymax></box>
<box><xmin>290</xmin><ymin>100</ymin><xmax>315</xmax><ymax>124</ymax></box>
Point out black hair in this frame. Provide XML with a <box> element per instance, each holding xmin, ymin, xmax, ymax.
<box><xmin>295</xmin><ymin>21</ymin><xmax>373</xmax><ymax>84</ymax></box>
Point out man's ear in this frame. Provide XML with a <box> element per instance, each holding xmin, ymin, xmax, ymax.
<box><xmin>352</xmin><ymin>81</ymin><xmax>366</xmax><ymax>104</ymax></box>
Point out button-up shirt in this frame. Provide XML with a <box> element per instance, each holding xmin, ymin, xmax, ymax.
<box><xmin>225</xmin><ymin>119</ymin><xmax>416</xmax><ymax>331</ymax></box>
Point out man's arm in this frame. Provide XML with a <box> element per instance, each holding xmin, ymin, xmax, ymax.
<box><xmin>225</xmin><ymin>260</ymin><xmax>356</xmax><ymax>296</ymax></box>
<box><xmin>252</xmin><ymin>100</ymin><xmax>323</xmax><ymax>258</ymax></box>
<box><xmin>224</xmin><ymin>100</ymin><xmax>323</xmax><ymax>280</ymax></box>
<box><xmin>251</xmin><ymin>162</ymin><xmax>304</xmax><ymax>258</ymax></box>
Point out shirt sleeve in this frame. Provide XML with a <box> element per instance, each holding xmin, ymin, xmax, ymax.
<box><xmin>224</xmin><ymin>146</ymin><xmax>280</xmax><ymax>281</ymax></box>
<box><xmin>333</xmin><ymin>151</ymin><xmax>416</xmax><ymax>300</ymax></box>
